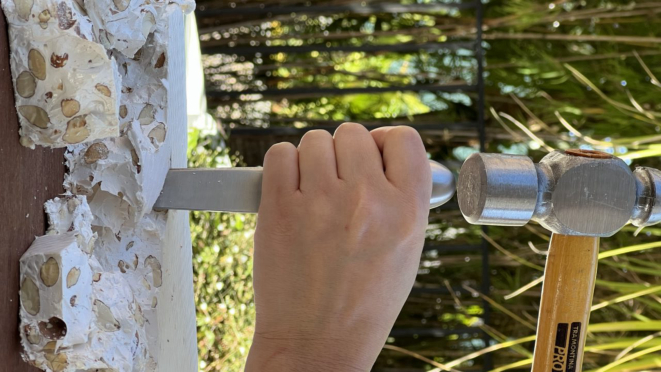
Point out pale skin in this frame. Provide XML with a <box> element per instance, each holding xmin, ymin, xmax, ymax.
<box><xmin>246</xmin><ymin>123</ymin><xmax>432</xmax><ymax>371</ymax></box>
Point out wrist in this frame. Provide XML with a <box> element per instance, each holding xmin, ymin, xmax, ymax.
<box><xmin>246</xmin><ymin>331</ymin><xmax>379</xmax><ymax>372</ymax></box>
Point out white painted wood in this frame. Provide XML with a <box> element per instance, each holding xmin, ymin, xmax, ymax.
<box><xmin>157</xmin><ymin>9</ymin><xmax>198</xmax><ymax>372</ymax></box>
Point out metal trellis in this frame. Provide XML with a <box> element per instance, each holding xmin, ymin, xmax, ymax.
<box><xmin>198</xmin><ymin>1</ymin><xmax>493</xmax><ymax>370</ymax></box>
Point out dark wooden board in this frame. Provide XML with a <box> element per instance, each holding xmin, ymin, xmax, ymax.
<box><xmin>0</xmin><ymin>9</ymin><xmax>66</xmax><ymax>372</ymax></box>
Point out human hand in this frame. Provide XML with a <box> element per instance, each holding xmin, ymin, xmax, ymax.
<box><xmin>246</xmin><ymin>123</ymin><xmax>432</xmax><ymax>372</ymax></box>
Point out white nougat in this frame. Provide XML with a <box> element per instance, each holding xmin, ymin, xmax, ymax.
<box><xmin>19</xmin><ymin>232</ymin><xmax>94</xmax><ymax>349</ymax></box>
<box><xmin>8</xmin><ymin>0</ymin><xmax>196</xmax><ymax>370</ymax></box>
<box><xmin>2</xmin><ymin>0</ymin><xmax>121</xmax><ymax>149</ymax></box>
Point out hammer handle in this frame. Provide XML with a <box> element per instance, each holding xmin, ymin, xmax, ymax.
<box><xmin>531</xmin><ymin>234</ymin><xmax>599</xmax><ymax>372</ymax></box>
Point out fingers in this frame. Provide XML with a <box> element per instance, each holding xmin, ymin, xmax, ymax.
<box><xmin>261</xmin><ymin>142</ymin><xmax>299</xmax><ymax>203</ymax></box>
<box><xmin>370</xmin><ymin>126</ymin><xmax>431</xmax><ymax>195</ymax></box>
<box><xmin>333</xmin><ymin>123</ymin><xmax>385</xmax><ymax>182</ymax></box>
<box><xmin>369</xmin><ymin>126</ymin><xmax>393</xmax><ymax>154</ymax></box>
<box><xmin>298</xmin><ymin>130</ymin><xmax>338</xmax><ymax>192</ymax></box>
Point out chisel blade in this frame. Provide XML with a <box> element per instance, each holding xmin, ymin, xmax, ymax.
<box><xmin>154</xmin><ymin>168</ymin><xmax>263</xmax><ymax>213</ymax></box>
<box><xmin>154</xmin><ymin>160</ymin><xmax>456</xmax><ymax>213</ymax></box>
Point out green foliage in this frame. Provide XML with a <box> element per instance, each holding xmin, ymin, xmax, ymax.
<box><xmin>195</xmin><ymin>0</ymin><xmax>661</xmax><ymax>370</ymax></box>
<box><xmin>189</xmin><ymin>128</ymin><xmax>256</xmax><ymax>372</ymax></box>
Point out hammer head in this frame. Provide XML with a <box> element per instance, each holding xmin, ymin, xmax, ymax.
<box><xmin>457</xmin><ymin>149</ymin><xmax>637</xmax><ymax>237</ymax></box>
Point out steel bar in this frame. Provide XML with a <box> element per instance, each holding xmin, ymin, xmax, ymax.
<box><xmin>208</xmin><ymin>84</ymin><xmax>477</xmax><ymax>99</ymax></box>
<box><xmin>226</xmin><ymin>122</ymin><xmax>478</xmax><ymax>136</ymax></box>
<box><xmin>252</xmin><ymin>117</ymin><xmax>472</xmax><ymax>128</ymax></box>
<box><xmin>196</xmin><ymin>3</ymin><xmax>478</xmax><ymax>17</ymax></box>
<box><xmin>202</xmin><ymin>41</ymin><xmax>476</xmax><ymax>56</ymax></box>
<box><xmin>475</xmin><ymin>0</ymin><xmax>493</xmax><ymax>369</ymax></box>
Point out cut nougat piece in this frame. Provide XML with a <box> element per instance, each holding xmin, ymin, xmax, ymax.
<box><xmin>19</xmin><ymin>232</ymin><xmax>94</xmax><ymax>353</ymax></box>
<box><xmin>2</xmin><ymin>0</ymin><xmax>121</xmax><ymax>148</ymax></box>
<box><xmin>65</xmin><ymin>119</ymin><xmax>170</xmax><ymax>221</ymax></box>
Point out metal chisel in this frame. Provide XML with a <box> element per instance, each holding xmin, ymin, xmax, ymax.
<box><xmin>154</xmin><ymin>160</ymin><xmax>456</xmax><ymax>213</ymax></box>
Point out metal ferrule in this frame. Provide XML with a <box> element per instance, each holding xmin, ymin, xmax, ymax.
<box><xmin>532</xmin><ymin>162</ymin><xmax>553</xmax><ymax>222</ymax></box>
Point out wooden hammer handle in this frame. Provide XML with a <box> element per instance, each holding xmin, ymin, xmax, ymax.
<box><xmin>531</xmin><ymin>234</ymin><xmax>600</xmax><ymax>372</ymax></box>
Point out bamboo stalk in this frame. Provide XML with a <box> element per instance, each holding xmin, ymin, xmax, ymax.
<box><xmin>483</xmin><ymin>32</ymin><xmax>661</xmax><ymax>44</ymax></box>
<box><xmin>486</xmin><ymin>50</ymin><xmax>661</xmax><ymax>70</ymax></box>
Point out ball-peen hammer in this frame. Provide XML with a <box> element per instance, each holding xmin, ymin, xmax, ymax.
<box><xmin>456</xmin><ymin>149</ymin><xmax>661</xmax><ymax>372</ymax></box>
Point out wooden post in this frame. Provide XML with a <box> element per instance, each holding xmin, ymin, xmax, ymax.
<box><xmin>157</xmin><ymin>9</ymin><xmax>198</xmax><ymax>372</ymax></box>
<box><xmin>0</xmin><ymin>8</ymin><xmax>66</xmax><ymax>372</ymax></box>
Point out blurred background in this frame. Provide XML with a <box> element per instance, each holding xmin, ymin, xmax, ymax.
<box><xmin>183</xmin><ymin>0</ymin><xmax>661</xmax><ymax>371</ymax></box>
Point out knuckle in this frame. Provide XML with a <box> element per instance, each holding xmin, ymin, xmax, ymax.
<box><xmin>299</xmin><ymin>129</ymin><xmax>332</xmax><ymax>147</ymax></box>
<box><xmin>335</xmin><ymin>122</ymin><xmax>367</xmax><ymax>137</ymax></box>
<box><xmin>390</xmin><ymin>126</ymin><xmax>423</xmax><ymax>145</ymax></box>
<box><xmin>265</xmin><ymin>142</ymin><xmax>296</xmax><ymax>160</ymax></box>
<box><xmin>305</xmin><ymin>129</ymin><xmax>332</xmax><ymax>140</ymax></box>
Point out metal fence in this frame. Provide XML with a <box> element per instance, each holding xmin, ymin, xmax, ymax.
<box><xmin>196</xmin><ymin>1</ymin><xmax>492</xmax><ymax>370</ymax></box>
